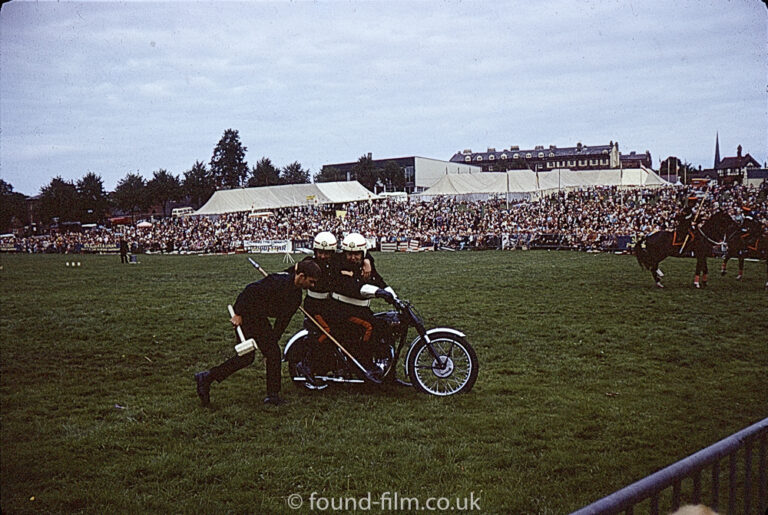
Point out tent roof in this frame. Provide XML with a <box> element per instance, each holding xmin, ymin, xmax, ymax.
<box><xmin>194</xmin><ymin>181</ymin><xmax>379</xmax><ymax>215</ymax></box>
<box><xmin>419</xmin><ymin>167</ymin><xmax>669</xmax><ymax>197</ymax></box>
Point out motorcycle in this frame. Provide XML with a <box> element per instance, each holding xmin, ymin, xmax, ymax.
<box><xmin>283</xmin><ymin>285</ymin><xmax>479</xmax><ymax>397</ymax></box>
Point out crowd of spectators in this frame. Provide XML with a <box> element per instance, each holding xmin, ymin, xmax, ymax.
<box><xmin>2</xmin><ymin>184</ymin><xmax>766</xmax><ymax>255</ymax></box>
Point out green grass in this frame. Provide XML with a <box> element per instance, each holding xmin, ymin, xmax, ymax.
<box><xmin>1</xmin><ymin>251</ymin><xmax>766</xmax><ymax>514</ymax></box>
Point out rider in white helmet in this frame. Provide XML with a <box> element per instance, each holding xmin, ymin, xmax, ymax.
<box><xmin>296</xmin><ymin>231</ymin><xmax>378</xmax><ymax>384</ymax></box>
<box><xmin>293</xmin><ymin>231</ymin><xmax>337</xmax><ymax>385</ymax></box>
<box><xmin>330</xmin><ymin>232</ymin><xmax>397</xmax><ymax>376</ymax></box>
<box><xmin>303</xmin><ymin>231</ymin><xmax>337</xmax><ymax>320</ymax></box>
<box><xmin>313</xmin><ymin>231</ymin><xmax>337</xmax><ymax>257</ymax></box>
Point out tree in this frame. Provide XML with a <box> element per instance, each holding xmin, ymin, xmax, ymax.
<box><xmin>314</xmin><ymin>166</ymin><xmax>346</xmax><ymax>183</ymax></box>
<box><xmin>659</xmin><ymin>156</ymin><xmax>682</xmax><ymax>178</ymax></box>
<box><xmin>111</xmin><ymin>172</ymin><xmax>148</xmax><ymax>220</ymax></box>
<box><xmin>76</xmin><ymin>172</ymin><xmax>109</xmax><ymax>224</ymax></box>
<box><xmin>210</xmin><ymin>128</ymin><xmax>249</xmax><ymax>189</ymax></box>
<box><xmin>39</xmin><ymin>176</ymin><xmax>79</xmax><ymax>224</ymax></box>
<box><xmin>0</xmin><ymin>179</ymin><xmax>28</xmax><ymax>233</ymax></box>
<box><xmin>660</xmin><ymin>156</ymin><xmax>697</xmax><ymax>184</ymax></box>
<box><xmin>147</xmin><ymin>169</ymin><xmax>182</xmax><ymax>217</ymax></box>
<box><xmin>183</xmin><ymin>161</ymin><xmax>215</xmax><ymax>209</ymax></box>
<box><xmin>381</xmin><ymin>161</ymin><xmax>405</xmax><ymax>192</ymax></box>
<box><xmin>352</xmin><ymin>154</ymin><xmax>378</xmax><ymax>191</ymax></box>
<box><xmin>248</xmin><ymin>157</ymin><xmax>280</xmax><ymax>187</ymax></box>
<box><xmin>280</xmin><ymin>161</ymin><xmax>310</xmax><ymax>185</ymax></box>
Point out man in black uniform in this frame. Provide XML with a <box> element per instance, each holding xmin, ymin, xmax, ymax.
<box><xmin>329</xmin><ymin>232</ymin><xmax>397</xmax><ymax>376</ymax></box>
<box><xmin>119</xmin><ymin>238</ymin><xmax>128</xmax><ymax>264</ymax></box>
<box><xmin>194</xmin><ymin>259</ymin><xmax>321</xmax><ymax>407</ymax></box>
<box><xmin>675</xmin><ymin>195</ymin><xmax>698</xmax><ymax>248</ymax></box>
<box><xmin>295</xmin><ymin>231</ymin><xmax>375</xmax><ymax>384</ymax></box>
<box><xmin>739</xmin><ymin>205</ymin><xmax>761</xmax><ymax>246</ymax></box>
<box><xmin>294</xmin><ymin>232</ymin><xmax>337</xmax><ymax>384</ymax></box>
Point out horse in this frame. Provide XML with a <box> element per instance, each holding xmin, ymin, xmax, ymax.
<box><xmin>634</xmin><ymin>210</ymin><xmax>734</xmax><ymax>288</ymax></box>
<box><xmin>720</xmin><ymin>228</ymin><xmax>768</xmax><ymax>289</ymax></box>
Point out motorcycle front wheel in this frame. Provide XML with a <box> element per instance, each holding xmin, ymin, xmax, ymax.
<box><xmin>407</xmin><ymin>332</ymin><xmax>478</xmax><ymax>396</ymax></box>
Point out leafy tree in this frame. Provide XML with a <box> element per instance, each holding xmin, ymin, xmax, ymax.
<box><xmin>659</xmin><ymin>156</ymin><xmax>697</xmax><ymax>183</ymax></box>
<box><xmin>0</xmin><ymin>179</ymin><xmax>28</xmax><ymax>232</ymax></box>
<box><xmin>39</xmin><ymin>176</ymin><xmax>79</xmax><ymax>224</ymax></box>
<box><xmin>76</xmin><ymin>172</ymin><xmax>109</xmax><ymax>224</ymax></box>
<box><xmin>210</xmin><ymin>128</ymin><xmax>248</xmax><ymax>189</ymax></box>
<box><xmin>147</xmin><ymin>169</ymin><xmax>182</xmax><ymax>217</ymax></box>
<box><xmin>111</xmin><ymin>172</ymin><xmax>148</xmax><ymax>220</ymax></box>
<box><xmin>659</xmin><ymin>156</ymin><xmax>682</xmax><ymax>177</ymax></box>
<box><xmin>314</xmin><ymin>166</ymin><xmax>346</xmax><ymax>183</ymax></box>
<box><xmin>183</xmin><ymin>161</ymin><xmax>215</xmax><ymax>209</ymax></box>
<box><xmin>248</xmin><ymin>157</ymin><xmax>280</xmax><ymax>187</ymax></box>
<box><xmin>381</xmin><ymin>161</ymin><xmax>405</xmax><ymax>192</ymax></box>
<box><xmin>352</xmin><ymin>154</ymin><xmax>378</xmax><ymax>191</ymax></box>
<box><xmin>280</xmin><ymin>161</ymin><xmax>310</xmax><ymax>185</ymax></box>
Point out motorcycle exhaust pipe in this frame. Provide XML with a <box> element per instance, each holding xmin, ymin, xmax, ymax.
<box><xmin>293</xmin><ymin>375</ymin><xmax>365</xmax><ymax>384</ymax></box>
<box><xmin>247</xmin><ymin>257</ymin><xmax>383</xmax><ymax>384</ymax></box>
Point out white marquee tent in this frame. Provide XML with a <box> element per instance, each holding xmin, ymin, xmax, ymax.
<box><xmin>416</xmin><ymin>167</ymin><xmax>670</xmax><ymax>201</ymax></box>
<box><xmin>194</xmin><ymin>181</ymin><xmax>379</xmax><ymax>215</ymax></box>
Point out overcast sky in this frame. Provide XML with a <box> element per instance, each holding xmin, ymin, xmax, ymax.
<box><xmin>1</xmin><ymin>0</ymin><xmax>766</xmax><ymax>196</ymax></box>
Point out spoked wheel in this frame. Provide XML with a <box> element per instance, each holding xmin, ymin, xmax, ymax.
<box><xmin>407</xmin><ymin>332</ymin><xmax>478</xmax><ymax>396</ymax></box>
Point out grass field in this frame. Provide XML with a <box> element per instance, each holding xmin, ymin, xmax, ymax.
<box><xmin>1</xmin><ymin>251</ymin><xmax>766</xmax><ymax>514</ymax></box>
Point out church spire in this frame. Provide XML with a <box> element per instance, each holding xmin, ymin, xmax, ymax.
<box><xmin>714</xmin><ymin>132</ymin><xmax>721</xmax><ymax>168</ymax></box>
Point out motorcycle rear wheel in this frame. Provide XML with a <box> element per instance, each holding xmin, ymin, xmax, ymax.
<box><xmin>407</xmin><ymin>333</ymin><xmax>478</xmax><ymax>396</ymax></box>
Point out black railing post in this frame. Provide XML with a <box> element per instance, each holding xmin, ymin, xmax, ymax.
<box><xmin>744</xmin><ymin>440</ymin><xmax>752</xmax><ymax>515</ymax></box>
<box><xmin>728</xmin><ymin>452</ymin><xmax>737</xmax><ymax>514</ymax></box>
<box><xmin>711</xmin><ymin>460</ymin><xmax>720</xmax><ymax>511</ymax></box>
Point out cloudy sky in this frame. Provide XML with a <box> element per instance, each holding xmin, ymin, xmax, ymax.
<box><xmin>1</xmin><ymin>0</ymin><xmax>765</xmax><ymax>196</ymax></box>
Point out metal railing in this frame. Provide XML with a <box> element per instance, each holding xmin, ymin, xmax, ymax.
<box><xmin>572</xmin><ymin>417</ymin><xmax>768</xmax><ymax>515</ymax></box>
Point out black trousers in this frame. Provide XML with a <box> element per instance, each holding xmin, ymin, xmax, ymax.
<box><xmin>208</xmin><ymin>318</ymin><xmax>282</xmax><ymax>396</ymax></box>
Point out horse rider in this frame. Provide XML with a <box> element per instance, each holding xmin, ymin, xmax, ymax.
<box><xmin>739</xmin><ymin>205</ymin><xmax>762</xmax><ymax>247</ymax></box>
<box><xmin>675</xmin><ymin>195</ymin><xmax>699</xmax><ymax>247</ymax></box>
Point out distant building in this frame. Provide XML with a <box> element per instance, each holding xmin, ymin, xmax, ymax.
<box><xmin>745</xmin><ymin>168</ymin><xmax>768</xmax><ymax>188</ymax></box>
<box><xmin>448</xmin><ymin>141</ymin><xmax>652</xmax><ymax>172</ymax></box>
<box><xmin>320</xmin><ymin>155</ymin><xmax>481</xmax><ymax>193</ymax></box>
<box><xmin>714</xmin><ymin>145</ymin><xmax>761</xmax><ymax>185</ymax></box>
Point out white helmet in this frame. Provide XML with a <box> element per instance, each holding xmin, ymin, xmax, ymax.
<box><xmin>313</xmin><ymin>231</ymin><xmax>337</xmax><ymax>251</ymax></box>
<box><xmin>341</xmin><ymin>233</ymin><xmax>367</xmax><ymax>255</ymax></box>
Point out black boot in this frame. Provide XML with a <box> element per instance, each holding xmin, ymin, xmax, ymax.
<box><xmin>263</xmin><ymin>395</ymin><xmax>286</xmax><ymax>406</ymax></box>
<box><xmin>195</xmin><ymin>371</ymin><xmax>212</xmax><ymax>407</ymax></box>
<box><xmin>296</xmin><ymin>361</ymin><xmax>318</xmax><ymax>387</ymax></box>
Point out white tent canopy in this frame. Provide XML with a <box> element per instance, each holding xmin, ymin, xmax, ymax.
<box><xmin>195</xmin><ymin>181</ymin><xmax>379</xmax><ymax>215</ymax></box>
<box><xmin>417</xmin><ymin>167</ymin><xmax>670</xmax><ymax>201</ymax></box>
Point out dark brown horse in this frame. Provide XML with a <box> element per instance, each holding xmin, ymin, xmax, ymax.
<box><xmin>634</xmin><ymin>210</ymin><xmax>734</xmax><ymax>288</ymax></box>
<box><xmin>720</xmin><ymin>228</ymin><xmax>768</xmax><ymax>289</ymax></box>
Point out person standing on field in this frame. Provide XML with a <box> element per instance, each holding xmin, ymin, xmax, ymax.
<box><xmin>119</xmin><ymin>238</ymin><xmax>128</xmax><ymax>263</ymax></box>
<box><xmin>194</xmin><ymin>259</ymin><xmax>321</xmax><ymax>407</ymax></box>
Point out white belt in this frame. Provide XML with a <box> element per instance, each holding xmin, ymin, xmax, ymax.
<box><xmin>332</xmin><ymin>292</ymin><xmax>371</xmax><ymax>307</ymax></box>
<box><xmin>307</xmin><ymin>290</ymin><xmax>330</xmax><ymax>300</ymax></box>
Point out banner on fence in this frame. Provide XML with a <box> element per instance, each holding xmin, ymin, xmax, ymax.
<box><xmin>244</xmin><ymin>240</ymin><xmax>293</xmax><ymax>253</ymax></box>
<box><xmin>82</xmin><ymin>244</ymin><xmax>120</xmax><ymax>253</ymax></box>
